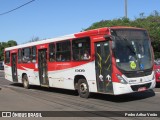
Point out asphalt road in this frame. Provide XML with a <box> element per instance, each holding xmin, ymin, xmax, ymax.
<box><xmin>0</xmin><ymin>71</ymin><xmax>160</xmax><ymax>120</ymax></box>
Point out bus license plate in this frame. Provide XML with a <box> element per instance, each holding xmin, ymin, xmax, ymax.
<box><xmin>138</xmin><ymin>87</ymin><xmax>146</xmax><ymax>91</ymax></box>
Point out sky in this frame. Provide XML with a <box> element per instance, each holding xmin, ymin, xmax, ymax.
<box><xmin>0</xmin><ymin>0</ymin><xmax>160</xmax><ymax>44</ymax></box>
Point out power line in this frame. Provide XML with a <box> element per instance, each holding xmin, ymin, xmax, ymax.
<box><xmin>0</xmin><ymin>0</ymin><xmax>36</xmax><ymax>16</ymax></box>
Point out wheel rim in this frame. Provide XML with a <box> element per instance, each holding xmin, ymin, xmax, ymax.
<box><xmin>80</xmin><ymin>83</ymin><xmax>88</xmax><ymax>94</ymax></box>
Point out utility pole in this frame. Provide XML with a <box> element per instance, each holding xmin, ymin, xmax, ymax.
<box><xmin>125</xmin><ymin>0</ymin><xmax>128</xmax><ymax>18</ymax></box>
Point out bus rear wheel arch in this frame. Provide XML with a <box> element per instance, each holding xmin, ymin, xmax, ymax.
<box><xmin>22</xmin><ymin>74</ymin><xmax>30</xmax><ymax>89</ymax></box>
<box><xmin>77</xmin><ymin>79</ymin><xmax>90</xmax><ymax>98</ymax></box>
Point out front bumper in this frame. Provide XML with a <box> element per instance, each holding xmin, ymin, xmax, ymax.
<box><xmin>113</xmin><ymin>71</ymin><xmax>156</xmax><ymax>95</ymax></box>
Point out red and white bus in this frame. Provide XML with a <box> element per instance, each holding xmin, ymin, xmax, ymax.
<box><xmin>4</xmin><ymin>27</ymin><xmax>156</xmax><ymax>98</ymax></box>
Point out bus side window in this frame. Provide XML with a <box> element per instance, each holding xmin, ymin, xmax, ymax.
<box><xmin>72</xmin><ymin>37</ymin><xmax>91</xmax><ymax>61</ymax></box>
<box><xmin>22</xmin><ymin>47</ymin><xmax>31</xmax><ymax>63</ymax></box>
<box><xmin>49</xmin><ymin>43</ymin><xmax>55</xmax><ymax>62</ymax></box>
<box><xmin>56</xmin><ymin>40</ymin><xmax>71</xmax><ymax>62</ymax></box>
<box><xmin>5</xmin><ymin>51</ymin><xmax>10</xmax><ymax>64</ymax></box>
<box><xmin>18</xmin><ymin>49</ymin><xmax>22</xmax><ymax>63</ymax></box>
<box><xmin>32</xmin><ymin>46</ymin><xmax>37</xmax><ymax>63</ymax></box>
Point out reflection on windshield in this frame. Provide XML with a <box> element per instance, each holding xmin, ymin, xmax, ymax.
<box><xmin>112</xmin><ymin>29</ymin><xmax>153</xmax><ymax>72</ymax></box>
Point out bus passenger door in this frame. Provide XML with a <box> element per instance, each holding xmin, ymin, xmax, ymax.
<box><xmin>38</xmin><ymin>49</ymin><xmax>49</xmax><ymax>87</ymax></box>
<box><xmin>95</xmin><ymin>41</ymin><xmax>113</xmax><ymax>93</ymax></box>
<box><xmin>11</xmin><ymin>53</ymin><xmax>18</xmax><ymax>82</ymax></box>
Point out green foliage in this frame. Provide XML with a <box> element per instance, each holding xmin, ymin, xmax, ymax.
<box><xmin>0</xmin><ymin>40</ymin><xmax>17</xmax><ymax>61</ymax></box>
<box><xmin>85</xmin><ymin>11</ymin><xmax>160</xmax><ymax>59</ymax></box>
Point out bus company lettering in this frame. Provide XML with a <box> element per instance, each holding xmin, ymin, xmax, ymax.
<box><xmin>40</xmin><ymin>45</ymin><xmax>45</xmax><ymax>48</ymax></box>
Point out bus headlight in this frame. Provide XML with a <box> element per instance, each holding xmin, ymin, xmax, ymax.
<box><xmin>116</xmin><ymin>74</ymin><xmax>128</xmax><ymax>84</ymax></box>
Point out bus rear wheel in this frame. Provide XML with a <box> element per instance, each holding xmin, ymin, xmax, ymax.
<box><xmin>22</xmin><ymin>75</ymin><xmax>30</xmax><ymax>89</ymax></box>
<box><xmin>78</xmin><ymin>79</ymin><xmax>90</xmax><ymax>98</ymax></box>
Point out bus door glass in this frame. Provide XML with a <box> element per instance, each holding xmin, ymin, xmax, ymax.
<box><xmin>11</xmin><ymin>53</ymin><xmax>18</xmax><ymax>82</ymax></box>
<box><xmin>38</xmin><ymin>48</ymin><xmax>49</xmax><ymax>86</ymax></box>
<box><xmin>95</xmin><ymin>41</ymin><xmax>113</xmax><ymax>93</ymax></box>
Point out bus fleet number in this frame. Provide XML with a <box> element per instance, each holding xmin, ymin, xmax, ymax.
<box><xmin>75</xmin><ymin>69</ymin><xmax>85</xmax><ymax>72</ymax></box>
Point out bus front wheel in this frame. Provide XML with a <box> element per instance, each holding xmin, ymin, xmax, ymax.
<box><xmin>22</xmin><ymin>75</ymin><xmax>30</xmax><ymax>89</ymax></box>
<box><xmin>78</xmin><ymin>79</ymin><xmax>90</xmax><ymax>98</ymax></box>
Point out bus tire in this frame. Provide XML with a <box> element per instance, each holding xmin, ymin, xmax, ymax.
<box><xmin>78</xmin><ymin>79</ymin><xmax>90</xmax><ymax>98</ymax></box>
<box><xmin>22</xmin><ymin>75</ymin><xmax>30</xmax><ymax>89</ymax></box>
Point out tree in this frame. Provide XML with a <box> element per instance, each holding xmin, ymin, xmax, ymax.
<box><xmin>85</xmin><ymin>11</ymin><xmax>160</xmax><ymax>59</ymax></box>
<box><xmin>0</xmin><ymin>40</ymin><xmax>17</xmax><ymax>61</ymax></box>
<box><xmin>7</xmin><ymin>40</ymin><xmax>17</xmax><ymax>47</ymax></box>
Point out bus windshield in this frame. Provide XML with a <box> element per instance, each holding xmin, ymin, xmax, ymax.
<box><xmin>111</xmin><ymin>29</ymin><xmax>153</xmax><ymax>72</ymax></box>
